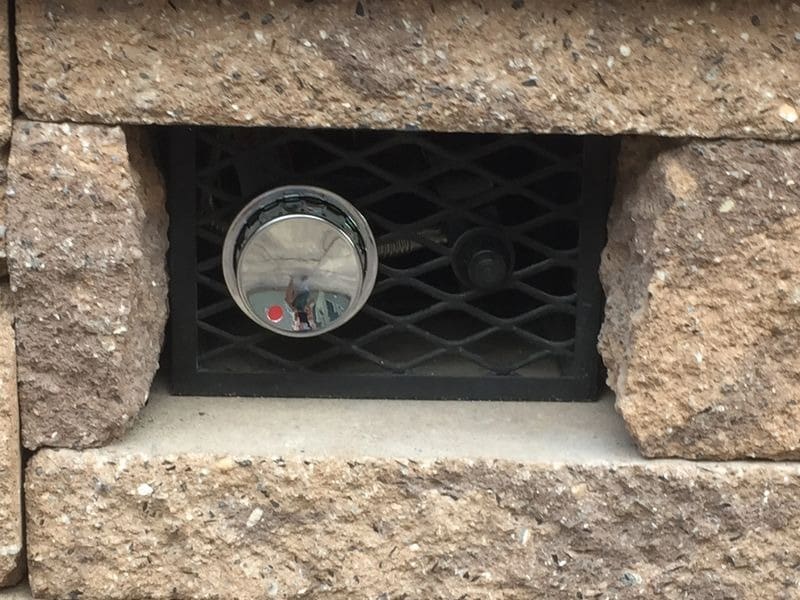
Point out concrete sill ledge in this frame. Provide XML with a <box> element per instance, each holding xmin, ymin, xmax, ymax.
<box><xmin>118</xmin><ymin>385</ymin><xmax>639</xmax><ymax>463</ymax></box>
<box><xmin>0</xmin><ymin>586</ymin><xmax>31</xmax><ymax>600</ymax></box>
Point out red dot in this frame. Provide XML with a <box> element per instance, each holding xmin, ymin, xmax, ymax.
<box><xmin>266</xmin><ymin>305</ymin><xmax>284</xmax><ymax>322</ymax></box>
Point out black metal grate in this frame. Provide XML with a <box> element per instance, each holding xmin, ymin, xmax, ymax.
<box><xmin>167</xmin><ymin>127</ymin><xmax>616</xmax><ymax>400</ymax></box>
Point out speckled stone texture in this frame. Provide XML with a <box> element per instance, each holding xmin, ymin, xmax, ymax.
<box><xmin>6</xmin><ymin>120</ymin><xmax>168</xmax><ymax>450</ymax></box>
<box><xmin>0</xmin><ymin>288</ymin><xmax>21</xmax><ymax>587</ymax></box>
<box><xmin>0</xmin><ymin>145</ymin><xmax>9</xmax><ymax>278</ymax></box>
<box><xmin>0</xmin><ymin>0</ymin><xmax>10</xmax><ymax>147</ymax></box>
<box><xmin>24</xmin><ymin>451</ymin><xmax>800</xmax><ymax>599</ymax></box>
<box><xmin>600</xmin><ymin>138</ymin><xmax>800</xmax><ymax>459</ymax></box>
<box><xmin>16</xmin><ymin>0</ymin><xmax>800</xmax><ymax>138</ymax></box>
<box><xmin>0</xmin><ymin>0</ymin><xmax>10</xmax><ymax>276</ymax></box>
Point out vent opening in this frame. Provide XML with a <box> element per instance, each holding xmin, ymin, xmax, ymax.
<box><xmin>167</xmin><ymin>127</ymin><xmax>617</xmax><ymax>400</ymax></box>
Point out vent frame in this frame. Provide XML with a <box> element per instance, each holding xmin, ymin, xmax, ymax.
<box><xmin>166</xmin><ymin>127</ymin><xmax>617</xmax><ymax>400</ymax></box>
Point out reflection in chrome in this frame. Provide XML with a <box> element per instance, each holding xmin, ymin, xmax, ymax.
<box><xmin>222</xmin><ymin>186</ymin><xmax>377</xmax><ymax>337</ymax></box>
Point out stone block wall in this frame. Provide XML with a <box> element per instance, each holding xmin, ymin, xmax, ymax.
<box><xmin>0</xmin><ymin>0</ymin><xmax>19</xmax><ymax>588</ymax></box>
<box><xmin>601</xmin><ymin>138</ymin><xmax>800</xmax><ymax>459</ymax></box>
<box><xmin>0</xmin><ymin>290</ymin><xmax>21</xmax><ymax>587</ymax></box>
<box><xmin>4</xmin><ymin>0</ymin><xmax>798</xmax><ymax>458</ymax></box>
<box><xmin>13</xmin><ymin>0</ymin><xmax>800</xmax><ymax>138</ymax></box>
<box><xmin>0</xmin><ymin>0</ymin><xmax>798</xmax><ymax>597</ymax></box>
<box><xmin>6</xmin><ymin>121</ymin><xmax>168</xmax><ymax>450</ymax></box>
<box><xmin>25</xmin><ymin>450</ymin><xmax>800</xmax><ymax>599</ymax></box>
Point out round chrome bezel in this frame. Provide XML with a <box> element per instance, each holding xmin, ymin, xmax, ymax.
<box><xmin>222</xmin><ymin>185</ymin><xmax>378</xmax><ymax>338</ymax></box>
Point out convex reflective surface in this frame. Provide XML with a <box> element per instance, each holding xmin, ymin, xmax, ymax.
<box><xmin>222</xmin><ymin>186</ymin><xmax>378</xmax><ymax>337</ymax></box>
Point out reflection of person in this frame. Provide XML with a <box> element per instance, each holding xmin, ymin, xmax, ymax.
<box><xmin>285</xmin><ymin>275</ymin><xmax>316</xmax><ymax>331</ymax></box>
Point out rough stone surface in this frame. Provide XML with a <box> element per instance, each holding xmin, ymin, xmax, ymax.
<box><xmin>0</xmin><ymin>0</ymin><xmax>9</xmax><ymax>274</ymax></box>
<box><xmin>0</xmin><ymin>145</ymin><xmax>9</xmax><ymax>278</ymax></box>
<box><xmin>600</xmin><ymin>138</ymin><xmax>800</xmax><ymax>459</ymax></box>
<box><xmin>6</xmin><ymin>120</ymin><xmax>168</xmax><ymax>450</ymax></box>
<box><xmin>16</xmin><ymin>0</ymin><xmax>800</xmax><ymax>139</ymax></box>
<box><xmin>25</xmin><ymin>449</ymin><xmax>800</xmax><ymax>599</ymax></box>
<box><xmin>0</xmin><ymin>146</ymin><xmax>9</xmax><ymax>280</ymax></box>
<box><xmin>0</xmin><ymin>288</ymin><xmax>21</xmax><ymax>587</ymax></box>
<box><xmin>0</xmin><ymin>0</ymin><xmax>10</xmax><ymax>147</ymax></box>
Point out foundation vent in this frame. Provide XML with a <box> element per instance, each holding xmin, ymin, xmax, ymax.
<box><xmin>167</xmin><ymin>127</ymin><xmax>616</xmax><ymax>400</ymax></box>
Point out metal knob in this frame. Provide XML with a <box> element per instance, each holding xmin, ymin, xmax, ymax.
<box><xmin>222</xmin><ymin>186</ymin><xmax>378</xmax><ymax>337</ymax></box>
<box><xmin>452</xmin><ymin>228</ymin><xmax>514</xmax><ymax>291</ymax></box>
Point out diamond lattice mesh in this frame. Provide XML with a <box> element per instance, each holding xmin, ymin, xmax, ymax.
<box><xmin>168</xmin><ymin>127</ymin><xmax>612</xmax><ymax>399</ymax></box>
